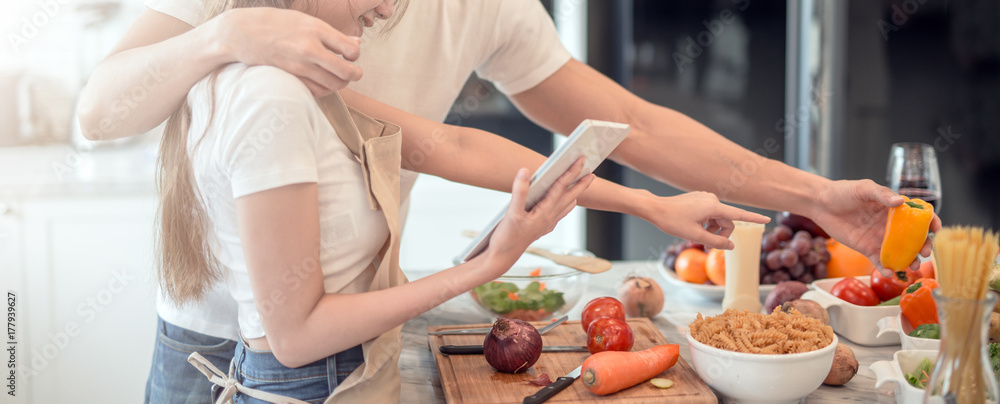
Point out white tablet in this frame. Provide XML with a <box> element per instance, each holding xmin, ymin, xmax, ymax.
<box><xmin>456</xmin><ymin>119</ymin><xmax>631</xmax><ymax>263</ymax></box>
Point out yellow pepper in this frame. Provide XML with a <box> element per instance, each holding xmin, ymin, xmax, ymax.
<box><xmin>880</xmin><ymin>196</ymin><xmax>934</xmax><ymax>272</ymax></box>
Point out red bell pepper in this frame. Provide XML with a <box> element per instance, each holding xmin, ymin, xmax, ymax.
<box><xmin>900</xmin><ymin>278</ymin><xmax>939</xmax><ymax>328</ymax></box>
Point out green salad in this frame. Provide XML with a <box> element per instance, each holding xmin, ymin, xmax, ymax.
<box><xmin>908</xmin><ymin>324</ymin><xmax>940</xmax><ymax>339</ymax></box>
<box><xmin>906</xmin><ymin>343</ymin><xmax>1000</xmax><ymax>389</ymax></box>
<box><xmin>472</xmin><ymin>281</ymin><xmax>565</xmax><ymax>316</ymax></box>
<box><xmin>905</xmin><ymin>358</ymin><xmax>934</xmax><ymax>389</ymax></box>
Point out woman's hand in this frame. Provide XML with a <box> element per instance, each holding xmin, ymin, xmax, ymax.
<box><xmin>211</xmin><ymin>8</ymin><xmax>364</xmax><ymax>97</ymax></box>
<box><xmin>808</xmin><ymin>179</ymin><xmax>942</xmax><ymax>275</ymax></box>
<box><xmin>485</xmin><ymin>158</ymin><xmax>594</xmax><ymax>271</ymax></box>
<box><xmin>640</xmin><ymin>191</ymin><xmax>771</xmax><ymax>250</ymax></box>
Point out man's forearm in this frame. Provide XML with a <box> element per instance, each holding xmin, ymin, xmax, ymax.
<box><xmin>618</xmin><ymin>103</ymin><xmax>829</xmax><ymax>218</ymax></box>
<box><xmin>511</xmin><ymin>60</ymin><xmax>830</xmax><ymax>219</ymax></box>
<box><xmin>77</xmin><ymin>13</ymin><xmax>225</xmax><ymax>140</ymax></box>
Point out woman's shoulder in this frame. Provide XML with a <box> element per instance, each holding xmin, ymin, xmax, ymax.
<box><xmin>209</xmin><ymin>63</ymin><xmax>313</xmax><ymax>103</ymax></box>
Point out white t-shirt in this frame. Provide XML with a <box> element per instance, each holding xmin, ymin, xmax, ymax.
<box><xmin>186</xmin><ymin>63</ymin><xmax>390</xmax><ymax>339</ymax></box>
<box><xmin>147</xmin><ymin>0</ymin><xmax>572</xmax><ymax>340</ymax></box>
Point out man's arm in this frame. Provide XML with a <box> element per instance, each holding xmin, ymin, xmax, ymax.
<box><xmin>340</xmin><ymin>90</ymin><xmax>769</xmax><ymax>249</ymax></box>
<box><xmin>77</xmin><ymin>8</ymin><xmax>362</xmax><ymax>140</ymax></box>
<box><xmin>509</xmin><ymin>59</ymin><xmax>939</xmax><ymax>269</ymax></box>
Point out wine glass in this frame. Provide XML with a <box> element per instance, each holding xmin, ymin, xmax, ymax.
<box><xmin>886</xmin><ymin>142</ymin><xmax>942</xmax><ymax>212</ymax></box>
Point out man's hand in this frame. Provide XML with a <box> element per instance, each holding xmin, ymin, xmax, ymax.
<box><xmin>212</xmin><ymin>8</ymin><xmax>364</xmax><ymax>96</ymax></box>
<box><xmin>809</xmin><ymin>180</ymin><xmax>942</xmax><ymax>274</ymax></box>
<box><xmin>639</xmin><ymin>192</ymin><xmax>771</xmax><ymax>250</ymax></box>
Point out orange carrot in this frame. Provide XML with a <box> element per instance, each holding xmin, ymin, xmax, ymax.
<box><xmin>581</xmin><ymin>344</ymin><xmax>680</xmax><ymax>396</ymax></box>
<box><xmin>530</xmin><ymin>267</ymin><xmax>542</xmax><ymax>277</ymax></box>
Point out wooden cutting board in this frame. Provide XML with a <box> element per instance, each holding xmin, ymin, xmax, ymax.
<box><xmin>427</xmin><ymin>318</ymin><xmax>716</xmax><ymax>404</ymax></box>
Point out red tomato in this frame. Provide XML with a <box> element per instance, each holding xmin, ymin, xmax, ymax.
<box><xmin>586</xmin><ymin>317</ymin><xmax>634</xmax><ymax>354</ymax></box>
<box><xmin>870</xmin><ymin>267</ymin><xmax>919</xmax><ymax>302</ymax></box>
<box><xmin>830</xmin><ymin>277</ymin><xmax>880</xmax><ymax>306</ymax></box>
<box><xmin>580</xmin><ymin>297</ymin><xmax>626</xmax><ymax>332</ymax></box>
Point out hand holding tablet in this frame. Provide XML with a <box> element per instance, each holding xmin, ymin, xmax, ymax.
<box><xmin>457</xmin><ymin>119</ymin><xmax>631</xmax><ymax>263</ymax></box>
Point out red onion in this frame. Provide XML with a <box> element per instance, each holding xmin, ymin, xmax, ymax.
<box><xmin>483</xmin><ymin>317</ymin><xmax>542</xmax><ymax>373</ymax></box>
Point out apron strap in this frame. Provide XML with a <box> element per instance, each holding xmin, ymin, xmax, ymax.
<box><xmin>187</xmin><ymin>352</ymin><xmax>310</xmax><ymax>404</ymax></box>
<box><xmin>317</xmin><ymin>92</ymin><xmax>398</xmax><ymax>211</ymax></box>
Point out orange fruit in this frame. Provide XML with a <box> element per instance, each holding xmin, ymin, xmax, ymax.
<box><xmin>826</xmin><ymin>239</ymin><xmax>873</xmax><ymax>278</ymax></box>
<box><xmin>705</xmin><ymin>248</ymin><xmax>726</xmax><ymax>286</ymax></box>
<box><xmin>918</xmin><ymin>256</ymin><xmax>935</xmax><ymax>280</ymax></box>
<box><xmin>675</xmin><ymin>248</ymin><xmax>708</xmax><ymax>284</ymax></box>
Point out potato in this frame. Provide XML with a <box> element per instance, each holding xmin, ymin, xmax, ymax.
<box><xmin>781</xmin><ymin>299</ymin><xmax>830</xmax><ymax>325</ymax></box>
<box><xmin>764</xmin><ymin>281</ymin><xmax>809</xmax><ymax>313</ymax></box>
<box><xmin>824</xmin><ymin>343</ymin><xmax>858</xmax><ymax>386</ymax></box>
<box><xmin>990</xmin><ymin>312</ymin><xmax>1000</xmax><ymax>344</ymax></box>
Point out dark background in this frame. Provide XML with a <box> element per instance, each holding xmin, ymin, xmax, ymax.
<box><xmin>449</xmin><ymin>0</ymin><xmax>1000</xmax><ymax>260</ymax></box>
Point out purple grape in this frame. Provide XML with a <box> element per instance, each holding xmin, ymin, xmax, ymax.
<box><xmin>762</xmin><ymin>233</ymin><xmax>779</xmax><ymax>253</ymax></box>
<box><xmin>780</xmin><ymin>249</ymin><xmax>799</xmax><ymax>267</ymax></box>
<box><xmin>813</xmin><ymin>262</ymin><xmax>828</xmax><ymax>279</ymax></box>
<box><xmin>802</xmin><ymin>251</ymin><xmax>820</xmax><ymax>266</ymax></box>
<box><xmin>788</xmin><ymin>262</ymin><xmax>806</xmax><ymax>278</ymax></box>
<box><xmin>812</xmin><ymin>237</ymin><xmax>827</xmax><ymax>249</ymax></box>
<box><xmin>762</xmin><ymin>273</ymin><xmax>777</xmax><ymax>284</ymax></box>
<box><xmin>774</xmin><ymin>225</ymin><xmax>793</xmax><ymax>242</ymax></box>
<box><xmin>798</xmin><ymin>273</ymin><xmax>815</xmax><ymax>284</ymax></box>
<box><xmin>766</xmin><ymin>250</ymin><xmax>783</xmax><ymax>270</ymax></box>
<box><xmin>789</xmin><ymin>238</ymin><xmax>810</xmax><ymax>256</ymax></box>
<box><xmin>794</xmin><ymin>230</ymin><xmax>812</xmax><ymax>241</ymax></box>
<box><xmin>772</xmin><ymin>270</ymin><xmax>792</xmax><ymax>283</ymax></box>
<box><xmin>661</xmin><ymin>247</ymin><xmax>679</xmax><ymax>269</ymax></box>
<box><xmin>818</xmin><ymin>250</ymin><xmax>832</xmax><ymax>263</ymax></box>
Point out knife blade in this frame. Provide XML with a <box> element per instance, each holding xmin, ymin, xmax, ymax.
<box><xmin>523</xmin><ymin>365</ymin><xmax>582</xmax><ymax>404</ymax></box>
<box><xmin>439</xmin><ymin>345</ymin><xmax>588</xmax><ymax>355</ymax></box>
<box><xmin>428</xmin><ymin>315</ymin><xmax>568</xmax><ymax>336</ymax></box>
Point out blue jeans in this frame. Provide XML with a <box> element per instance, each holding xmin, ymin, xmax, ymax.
<box><xmin>145</xmin><ymin>316</ymin><xmax>237</xmax><ymax>404</ymax></box>
<box><xmin>233</xmin><ymin>336</ymin><xmax>364</xmax><ymax>404</ymax></box>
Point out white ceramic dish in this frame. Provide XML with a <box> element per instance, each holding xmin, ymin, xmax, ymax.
<box><xmin>870</xmin><ymin>350</ymin><xmax>945</xmax><ymax>404</ymax></box>
<box><xmin>876</xmin><ymin>314</ymin><xmax>941</xmax><ymax>351</ymax></box>
<box><xmin>658</xmin><ymin>261</ymin><xmax>775</xmax><ymax>302</ymax></box>
<box><xmin>801</xmin><ymin>276</ymin><xmax>901</xmax><ymax>346</ymax></box>
<box><xmin>686</xmin><ymin>329</ymin><xmax>837</xmax><ymax>404</ymax></box>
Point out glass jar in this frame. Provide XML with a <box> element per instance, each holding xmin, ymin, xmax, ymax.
<box><xmin>924</xmin><ymin>289</ymin><xmax>999</xmax><ymax>404</ymax></box>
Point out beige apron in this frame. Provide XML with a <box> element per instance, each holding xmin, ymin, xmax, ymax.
<box><xmin>188</xmin><ymin>92</ymin><xmax>408</xmax><ymax>404</ymax></box>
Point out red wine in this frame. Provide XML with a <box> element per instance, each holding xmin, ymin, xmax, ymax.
<box><xmin>896</xmin><ymin>188</ymin><xmax>940</xmax><ymax>211</ymax></box>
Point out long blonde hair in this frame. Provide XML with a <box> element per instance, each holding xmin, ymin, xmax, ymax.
<box><xmin>156</xmin><ymin>0</ymin><xmax>407</xmax><ymax>305</ymax></box>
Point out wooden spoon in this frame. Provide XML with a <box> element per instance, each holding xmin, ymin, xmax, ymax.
<box><xmin>461</xmin><ymin>230</ymin><xmax>612</xmax><ymax>273</ymax></box>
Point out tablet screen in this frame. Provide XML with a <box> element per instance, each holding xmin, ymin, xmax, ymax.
<box><xmin>456</xmin><ymin>119</ymin><xmax>630</xmax><ymax>263</ymax></box>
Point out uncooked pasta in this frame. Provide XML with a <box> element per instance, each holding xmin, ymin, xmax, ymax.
<box><xmin>689</xmin><ymin>308</ymin><xmax>834</xmax><ymax>354</ymax></box>
<box><xmin>929</xmin><ymin>226</ymin><xmax>1000</xmax><ymax>404</ymax></box>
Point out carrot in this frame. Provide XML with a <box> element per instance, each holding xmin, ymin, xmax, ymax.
<box><xmin>530</xmin><ymin>267</ymin><xmax>542</xmax><ymax>277</ymax></box>
<box><xmin>581</xmin><ymin>344</ymin><xmax>680</xmax><ymax>396</ymax></box>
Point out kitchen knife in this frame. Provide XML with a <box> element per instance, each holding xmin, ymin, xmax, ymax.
<box><xmin>522</xmin><ymin>365</ymin><xmax>582</xmax><ymax>404</ymax></box>
<box><xmin>428</xmin><ymin>315</ymin><xmax>568</xmax><ymax>336</ymax></box>
<box><xmin>439</xmin><ymin>345</ymin><xmax>588</xmax><ymax>355</ymax></box>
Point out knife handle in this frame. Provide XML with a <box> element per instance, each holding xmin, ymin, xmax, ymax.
<box><xmin>439</xmin><ymin>345</ymin><xmax>484</xmax><ymax>355</ymax></box>
<box><xmin>523</xmin><ymin>377</ymin><xmax>575</xmax><ymax>404</ymax></box>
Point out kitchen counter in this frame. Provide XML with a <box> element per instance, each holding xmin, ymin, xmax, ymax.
<box><xmin>399</xmin><ymin>261</ymin><xmax>903</xmax><ymax>403</ymax></box>
<box><xmin>0</xmin><ymin>140</ymin><xmax>158</xmax><ymax>198</ymax></box>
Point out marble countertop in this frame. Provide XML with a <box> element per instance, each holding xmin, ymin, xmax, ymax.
<box><xmin>399</xmin><ymin>261</ymin><xmax>906</xmax><ymax>403</ymax></box>
<box><xmin>0</xmin><ymin>139</ymin><xmax>158</xmax><ymax>199</ymax></box>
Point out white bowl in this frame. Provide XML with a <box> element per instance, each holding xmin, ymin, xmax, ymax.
<box><xmin>686</xmin><ymin>329</ymin><xmax>837</xmax><ymax>404</ymax></box>
<box><xmin>870</xmin><ymin>350</ymin><xmax>946</xmax><ymax>404</ymax></box>
<box><xmin>876</xmin><ymin>314</ymin><xmax>941</xmax><ymax>351</ymax></box>
<box><xmin>801</xmin><ymin>276</ymin><xmax>901</xmax><ymax>346</ymax></box>
<box><xmin>658</xmin><ymin>260</ymin><xmax>775</xmax><ymax>302</ymax></box>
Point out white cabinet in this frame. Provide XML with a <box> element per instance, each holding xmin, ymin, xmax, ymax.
<box><xmin>7</xmin><ymin>193</ymin><xmax>158</xmax><ymax>403</ymax></box>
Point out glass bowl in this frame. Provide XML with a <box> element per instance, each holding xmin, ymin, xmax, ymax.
<box><xmin>467</xmin><ymin>249</ymin><xmax>592</xmax><ymax>322</ymax></box>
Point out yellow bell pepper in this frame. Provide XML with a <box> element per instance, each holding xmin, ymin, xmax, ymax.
<box><xmin>880</xmin><ymin>196</ymin><xmax>934</xmax><ymax>272</ymax></box>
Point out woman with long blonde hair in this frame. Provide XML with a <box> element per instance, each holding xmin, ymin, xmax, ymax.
<box><xmin>156</xmin><ymin>0</ymin><xmax>597</xmax><ymax>402</ymax></box>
